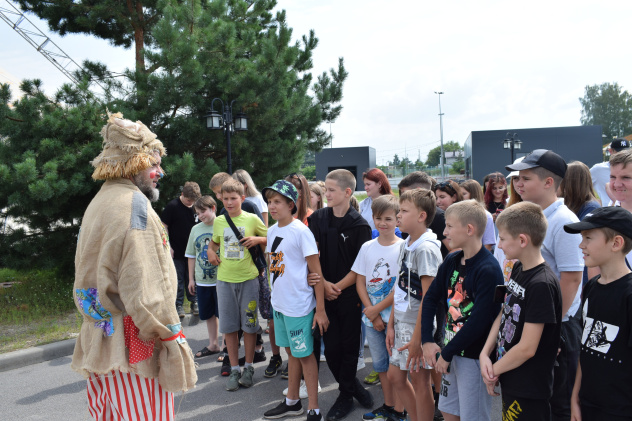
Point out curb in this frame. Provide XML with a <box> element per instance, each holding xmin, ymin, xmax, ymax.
<box><xmin>0</xmin><ymin>314</ymin><xmax>197</xmax><ymax>373</ymax></box>
<box><xmin>0</xmin><ymin>338</ymin><xmax>76</xmax><ymax>373</ymax></box>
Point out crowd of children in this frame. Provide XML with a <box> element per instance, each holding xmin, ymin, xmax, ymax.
<box><xmin>179</xmin><ymin>148</ymin><xmax>632</xmax><ymax>421</ymax></box>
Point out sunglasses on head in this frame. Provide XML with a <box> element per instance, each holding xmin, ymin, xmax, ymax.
<box><xmin>435</xmin><ymin>181</ymin><xmax>455</xmax><ymax>193</ymax></box>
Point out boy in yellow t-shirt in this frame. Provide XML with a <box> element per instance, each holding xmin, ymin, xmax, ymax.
<box><xmin>209</xmin><ymin>178</ymin><xmax>267</xmax><ymax>391</ymax></box>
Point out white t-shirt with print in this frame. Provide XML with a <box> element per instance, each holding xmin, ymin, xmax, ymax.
<box><xmin>267</xmin><ymin>219</ymin><xmax>319</xmax><ymax>317</ymax></box>
<box><xmin>351</xmin><ymin>237</ymin><xmax>403</xmax><ymax>326</ymax></box>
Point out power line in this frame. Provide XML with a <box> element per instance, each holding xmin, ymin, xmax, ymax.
<box><xmin>0</xmin><ymin>0</ymin><xmax>108</xmax><ymax>92</ymax></box>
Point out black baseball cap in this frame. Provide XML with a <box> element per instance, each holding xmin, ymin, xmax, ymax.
<box><xmin>505</xmin><ymin>149</ymin><xmax>567</xmax><ymax>178</ymax></box>
<box><xmin>564</xmin><ymin>206</ymin><xmax>632</xmax><ymax>239</ymax></box>
<box><xmin>610</xmin><ymin>138</ymin><xmax>631</xmax><ymax>152</ymax></box>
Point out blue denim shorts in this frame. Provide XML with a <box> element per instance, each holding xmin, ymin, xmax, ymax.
<box><xmin>365</xmin><ymin>324</ymin><xmax>390</xmax><ymax>373</ymax></box>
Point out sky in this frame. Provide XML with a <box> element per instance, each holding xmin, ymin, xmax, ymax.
<box><xmin>1</xmin><ymin>0</ymin><xmax>631</xmax><ymax>165</ymax></box>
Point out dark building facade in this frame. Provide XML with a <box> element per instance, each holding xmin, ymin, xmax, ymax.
<box><xmin>464</xmin><ymin>125</ymin><xmax>603</xmax><ymax>182</ymax></box>
<box><xmin>315</xmin><ymin>147</ymin><xmax>376</xmax><ymax>191</ymax></box>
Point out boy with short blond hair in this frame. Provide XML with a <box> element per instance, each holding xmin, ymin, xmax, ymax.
<box><xmin>480</xmin><ymin>202</ymin><xmax>562</xmax><ymax>421</ymax></box>
<box><xmin>386</xmin><ymin>188</ymin><xmax>442</xmax><ymax>421</ymax></box>
<box><xmin>421</xmin><ymin>199</ymin><xmax>503</xmax><ymax>421</ymax></box>
<box><xmin>564</xmin><ymin>207</ymin><xmax>632</xmax><ymax>421</ymax></box>
<box><xmin>506</xmin><ymin>149</ymin><xmax>583</xmax><ymax>420</ymax></box>
<box><xmin>208</xmin><ymin>179</ymin><xmax>267</xmax><ymax>391</ymax></box>
<box><xmin>308</xmin><ymin>169</ymin><xmax>373</xmax><ymax>421</ymax></box>
<box><xmin>353</xmin><ymin>194</ymin><xmax>406</xmax><ymax>421</ymax></box>
<box><xmin>186</xmin><ymin>196</ymin><xmax>222</xmax><ymax>359</ymax></box>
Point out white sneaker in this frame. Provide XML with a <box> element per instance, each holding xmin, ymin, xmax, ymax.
<box><xmin>357</xmin><ymin>357</ymin><xmax>366</xmax><ymax>370</ymax></box>
<box><xmin>319</xmin><ymin>354</ymin><xmax>327</xmax><ymax>362</ymax></box>
<box><xmin>283</xmin><ymin>380</ymin><xmax>321</xmax><ymax>399</ymax></box>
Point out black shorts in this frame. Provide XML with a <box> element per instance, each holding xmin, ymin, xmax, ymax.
<box><xmin>196</xmin><ymin>284</ymin><xmax>218</xmax><ymax>320</ymax></box>
<box><xmin>502</xmin><ymin>391</ymin><xmax>551</xmax><ymax>421</ymax></box>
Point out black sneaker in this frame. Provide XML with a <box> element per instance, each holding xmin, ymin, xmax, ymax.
<box><xmin>433</xmin><ymin>407</ymin><xmax>444</xmax><ymax>421</ymax></box>
<box><xmin>190</xmin><ymin>301</ymin><xmax>198</xmax><ymax>316</ymax></box>
<box><xmin>239</xmin><ymin>349</ymin><xmax>267</xmax><ymax>366</ymax></box>
<box><xmin>264</xmin><ymin>400</ymin><xmax>304</xmax><ymax>419</ymax></box>
<box><xmin>264</xmin><ymin>354</ymin><xmax>283</xmax><ymax>378</ymax></box>
<box><xmin>353</xmin><ymin>378</ymin><xmax>374</xmax><ymax>409</ymax></box>
<box><xmin>280</xmin><ymin>363</ymin><xmax>289</xmax><ymax>379</ymax></box>
<box><xmin>326</xmin><ymin>395</ymin><xmax>353</xmax><ymax>421</ymax></box>
<box><xmin>176</xmin><ymin>305</ymin><xmax>185</xmax><ymax>319</ymax></box>
<box><xmin>221</xmin><ymin>355</ymin><xmax>231</xmax><ymax>376</ymax></box>
<box><xmin>307</xmin><ymin>409</ymin><xmax>323</xmax><ymax>421</ymax></box>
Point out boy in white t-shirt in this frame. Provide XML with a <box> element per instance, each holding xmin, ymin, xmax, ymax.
<box><xmin>353</xmin><ymin>195</ymin><xmax>405</xmax><ymax>421</ymax></box>
<box><xmin>261</xmin><ymin>180</ymin><xmax>329</xmax><ymax>421</ymax></box>
<box><xmin>387</xmin><ymin>189</ymin><xmax>443</xmax><ymax>421</ymax></box>
<box><xmin>185</xmin><ymin>195</ymin><xmax>221</xmax><ymax>358</ymax></box>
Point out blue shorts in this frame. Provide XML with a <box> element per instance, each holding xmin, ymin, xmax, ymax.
<box><xmin>196</xmin><ymin>284</ymin><xmax>218</xmax><ymax>320</ymax></box>
<box><xmin>365</xmin><ymin>325</ymin><xmax>389</xmax><ymax>372</ymax></box>
<box><xmin>273</xmin><ymin>310</ymin><xmax>314</xmax><ymax>358</ymax></box>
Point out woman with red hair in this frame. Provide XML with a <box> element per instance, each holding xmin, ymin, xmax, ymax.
<box><xmin>359</xmin><ymin>168</ymin><xmax>392</xmax><ymax>230</ymax></box>
<box><xmin>484</xmin><ymin>172</ymin><xmax>508</xmax><ymax>221</ymax></box>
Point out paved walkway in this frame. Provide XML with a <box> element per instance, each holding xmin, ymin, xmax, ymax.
<box><xmin>0</xmin><ymin>315</ymin><xmax>501</xmax><ymax>420</ymax></box>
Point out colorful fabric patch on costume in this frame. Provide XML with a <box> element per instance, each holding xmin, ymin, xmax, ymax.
<box><xmin>160</xmin><ymin>224</ymin><xmax>170</xmax><ymax>250</ymax></box>
<box><xmin>123</xmin><ymin>315</ymin><xmax>155</xmax><ymax>364</ymax></box>
<box><xmin>75</xmin><ymin>288</ymin><xmax>114</xmax><ymax>337</ymax></box>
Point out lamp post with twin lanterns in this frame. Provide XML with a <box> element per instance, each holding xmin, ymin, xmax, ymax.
<box><xmin>503</xmin><ymin>132</ymin><xmax>522</xmax><ymax>164</ymax></box>
<box><xmin>205</xmin><ymin>99</ymin><xmax>248</xmax><ymax>175</ymax></box>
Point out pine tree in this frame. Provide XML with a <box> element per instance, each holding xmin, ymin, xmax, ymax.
<box><xmin>0</xmin><ymin>80</ymin><xmax>104</xmax><ymax>273</ymax></box>
<box><xmin>0</xmin><ymin>0</ymin><xmax>347</xmax><ymax>274</ymax></box>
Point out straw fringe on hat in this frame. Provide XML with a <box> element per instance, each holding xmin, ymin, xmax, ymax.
<box><xmin>91</xmin><ymin>112</ymin><xmax>167</xmax><ymax>180</ymax></box>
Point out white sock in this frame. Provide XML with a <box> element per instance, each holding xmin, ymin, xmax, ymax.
<box><xmin>286</xmin><ymin>398</ymin><xmax>299</xmax><ymax>406</ymax></box>
<box><xmin>309</xmin><ymin>408</ymin><xmax>320</xmax><ymax>414</ymax></box>
<box><xmin>244</xmin><ymin>362</ymin><xmax>252</xmax><ymax>368</ymax></box>
<box><xmin>231</xmin><ymin>365</ymin><xmax>239</xmax><ymax>371</ymax></box>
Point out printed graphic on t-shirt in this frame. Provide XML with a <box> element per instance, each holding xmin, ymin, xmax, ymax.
<box><xmin>497</xmin><ymin>277</ymin><xmax>525</xmax><ymax>359</ymax></box>
<box><xmin>223</xmin><ymin>227</ymin><xmax>245</xmax><ymax>259</ymax></box>
<box><xmin>581</xmin><ymin>298</ymin><xmax>620</xmax><ymax>355</ymax></box>
<box><xmin>269</xmin><ymin>236</ymin><xmax>285</xmax><ymax>285</ymax></box>
<box><xmin>444</xmin><ymin>268</ymin><xmax>472</xmax><ymax>347</ymax></box>
<box><xmin>195</xmin><ymin>234</ymin><xmax>217</xmax><ymax>280</ymax></box>
<box><xmin>369</xmin><ymin>258</ymin><xmax>396</xmax><ymax>301</ymax></box>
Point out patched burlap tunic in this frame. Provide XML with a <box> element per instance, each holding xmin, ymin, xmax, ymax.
<box><xmin>71</xmin><ymin>178</ymin><xmax>197</xmax><ymax>393</ymax></box>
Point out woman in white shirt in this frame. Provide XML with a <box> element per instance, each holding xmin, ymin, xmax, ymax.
<box><xmin>233</xmin><ymin>169</ymin><xmax>268</xmax><ymax>227</ymax></box>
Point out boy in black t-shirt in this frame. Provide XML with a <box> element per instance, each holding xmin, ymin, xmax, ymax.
<box><xmin>480</xmin><ymin>202</ymin><xmax>562</xmax><ymax>421</ymax></box>
<box><xmin>563</xmin><ymin>207</ymin><xmax>632</xmax><ymax>421</ymax></box>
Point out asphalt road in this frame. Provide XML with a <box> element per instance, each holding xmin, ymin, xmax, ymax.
<box><xmin>0</xmin><ymin>316</ymin><xmax>502</xmax><ymax>420</ymax></box>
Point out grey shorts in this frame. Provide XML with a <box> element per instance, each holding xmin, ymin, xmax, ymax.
<box><xmin>438</xmin><ymin>356</ymin><xmax>491</xmax><ymax>420</ymax></box>
<box><xmin>390</xmin><ymin>319</ymin><xmax>422</xmax><ymax>370</ymax></box>
<box><xmin>216</xmin><ymin>278</ymin><xmax>260</xmax><ymax>334</ymax></box>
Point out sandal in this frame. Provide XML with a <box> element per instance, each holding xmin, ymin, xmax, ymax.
<box><xmin>195</xmin><ymin>346</ymin><xmax>219</xmax><ymax>358</ymax></box>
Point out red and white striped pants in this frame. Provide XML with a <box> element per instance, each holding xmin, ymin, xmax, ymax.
<box><xmin>86</xmin><ymin>370</ymin><xmax>175</xmax><ymax>421</ymax></box>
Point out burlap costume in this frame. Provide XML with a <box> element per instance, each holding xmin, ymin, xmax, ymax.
<box><xmin>71</xmin><ymin>113</ymin><xmax>197</xmax><ymax>394</ymax></box>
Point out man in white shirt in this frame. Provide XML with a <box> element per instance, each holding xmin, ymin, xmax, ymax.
<box><xmin>590</xmin><ymin>138</ymin><xmax>631</xmax><ymax>205</ymax></box>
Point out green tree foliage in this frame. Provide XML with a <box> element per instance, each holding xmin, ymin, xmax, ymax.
<box><xmin>390</xmin><ymin>154</ymin><xmax>401</xmax><ymax>165</ymax></box>
<box><xmin>580</xmin><ymin>82</ymin><xmax>632</xmax><ymax>140</ymax></box>
<box><xmin>0</xmin><ymin>80</ymin><xmax>104</xmax><ymax>273</ymax></box>
<box><xmin>1</xmin><ymin>0</ymin><xmax>347</xmax><ymax>274</ymax></box>
<box><xmin>426</xmin><ymin>140</ymin><xmax>462</xmax><ymax>167</ymax></box>
<box><xmin>16</xmin><ymin>0</ymin><xmax>160</xmax><ymax>73</ymax></box>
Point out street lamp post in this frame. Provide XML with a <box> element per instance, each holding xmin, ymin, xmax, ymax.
<box><xmin>205</xmin><ymin>99</ymin><xmax>248</xmax><ymax>175</ymax></box>
<box><xmin>503</xmin><ymin>132</ymin><xmax>522</xmax><ymax>164</ymax></box>
<box><xmin>435</xmin><ymin>91</ymin><xmax>445</xmax><ymax>180</ymax></box>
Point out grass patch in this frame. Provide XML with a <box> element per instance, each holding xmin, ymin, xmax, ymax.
<box><xmin>0</xmin><ymin>268</ymin><xmax>79</xmax><ymax>353</ymax></box>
